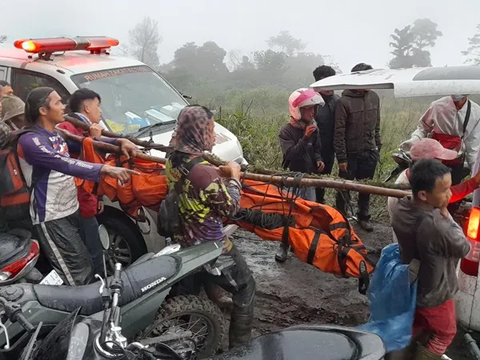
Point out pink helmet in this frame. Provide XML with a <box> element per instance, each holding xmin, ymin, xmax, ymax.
<box><xmin>289</xmin><ymin>88</ymin><xmax>324</xmax><ymax>120</ymax></box>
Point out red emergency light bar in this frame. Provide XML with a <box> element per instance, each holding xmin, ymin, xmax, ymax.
<box><xmin>13</xmin><ymin>36</ymin><xmax>119</xmax><ymax>54</ymax></box>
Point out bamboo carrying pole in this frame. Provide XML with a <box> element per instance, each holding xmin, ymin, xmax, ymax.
<box><xmin>56</xmin><ymin>128</ymin><xmax>167</xmax><ymax>163</ymax></box>
<box><xmin>245</xmin><ymin>173</ymin><xmax>410</xmax><ymax>198</ymax></box>
<box><xmin>58</xmin><ymin>129</ymin><xmax>411</xmax><ymax>198</ymax></box>
<box><xmin>64</xmin><ymin>115</ymin><xmax>172</xmax><ymax>153</ymax></box>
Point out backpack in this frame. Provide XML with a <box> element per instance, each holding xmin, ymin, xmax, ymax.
<box><xmin>0</xmin><ymin>129</ymin><xmax>37</xmax><ymax>223</ymax></box>
<box><xmin>157</xmin><ymin>156</ymin><xmax>204</xmax><ymax>237</ymax></box>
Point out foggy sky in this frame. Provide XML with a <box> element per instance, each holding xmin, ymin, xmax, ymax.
<box><xmin>2</xmin><ymin>0</ymin><xmax>479</xmax><ymax>73</ymax></box>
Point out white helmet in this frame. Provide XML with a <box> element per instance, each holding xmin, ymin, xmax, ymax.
<box><xmin>288</xmin><ymin>88</ymin><xmax>324</xmax><ymax>120</ymax></box>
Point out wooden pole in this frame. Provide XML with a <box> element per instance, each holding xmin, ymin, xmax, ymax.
<box><xmin>59</xmin><ymin>129</ymin><xmax>410</xmax><ymax>198</ymax></box>
<box><xmin>63</xmin><ymin>115</ymin><xmax>172</xmax><ymax>153</ymax></box>
<box><xmin>244</xmin><ymin>172</ymin><xmax>410</xmax><ymax>198</ymax></box>
<box><xmin>56</xmin><ymin>128</ymin><xmax>166</xmax><ymax>163</ymax></box>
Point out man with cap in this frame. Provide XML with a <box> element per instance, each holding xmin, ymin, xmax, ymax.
<box><xmin>388</xmin><ymin>138</ymin><xmax>480</xmax><ymax>242</ymax></box>
<box><xmin>17</xmin><ymin>87</ymin><xmax>138</xmax><ymax>286</ymax></box>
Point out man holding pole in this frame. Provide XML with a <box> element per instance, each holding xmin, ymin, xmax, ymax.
<box><xmin>165</xmin><ymin>105</ymin><xmax>255</xmax><ymax>349</ymax></box>
<box><xmin>57</xmin><ymin>88</ymin><xmax>138</xmax><ymax>274</ymax></box>
<box><xmin>18</xmin><ymin>87</ymin><xmax>138</xmax><ymax>286</ymax></box>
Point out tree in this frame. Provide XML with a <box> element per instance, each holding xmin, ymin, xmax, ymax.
<box><xmin>253</xmin><ymin>50</ymin><xmax>286</xmax><ymax>75</ymax></box>
<box><xmin>463</xmin><ymin>24</ymin><xmax>480</xmax><ymax>65</ymax></box>
<box><xmin>196</xmin><ymin>41</ymin><xmax>229</xmax><ymax>78</ymax></box>
<box><xmin>389</xmin><ymin>19</ymin><xmax>442</xmax><ymax>68</ymax></box>
<box><xmin>128</xmin><ymin>17</ymin><xmax>161</xmax><ymax>69</ymax></box>
<box><xmin>267</xmin><ymin>30</ymin><xmax>306</xmax><ymax>57</ymax></box>
<box><xmin>410</xmin><ymin>18</ymin><xmax>443</xmax><ymax>50</ymax></box>
<box><xmin>389</xmin><ymin>26</ymin><xmax>415</xmax><ymax>69</ymax></box>
<box><xmin>171</xmin><ymin>41</ymin><xmax>228</xmax><ymax>78</ymax></box>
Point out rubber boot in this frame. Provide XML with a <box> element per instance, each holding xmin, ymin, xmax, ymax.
<box><xmin>275</xmin><ymin>242</ymin><xmax>289</xmax><ymax>263</ymax></box>
<box><xmin>358</xmin><ymin>219</ymin><xmax>374</xmax><ymax>232</ymax></box>
<box><xmin>229</xmin><ymin>307</ymin><xmax>254</xmax><ymax>349</ymax></box>
<box><xmin>413</xmin><ymin>345</ymin><xmax>443</xmax><ymax>360</ymax></box>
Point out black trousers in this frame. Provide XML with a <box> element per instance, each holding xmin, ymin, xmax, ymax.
<box><xmin>446</xmin><ymin>162</ymin><xmax>469</xmax><ymax>215</ymax></box>
<box><xmin>316</xmin><ymin>153</ymin><xmax>335</xmax><ymax>204</ymax></box>
<box><xmin>34</xmin><ymin>211</ymin><xmax>94</xmax><ymax>286</ymax></box>
<box><xmin>335</xmin><ymin>150</ymin><xmax>378</xmax><ymax>221</ymax></box>
<box><xmin>79</xmin><ymin>216</ymin><xmax>104</xmax><ymax>275</ymax></box>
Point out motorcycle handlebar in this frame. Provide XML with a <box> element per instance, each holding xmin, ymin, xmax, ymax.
<box><xmin>0</xmin><ymin>296</ymin><xmax>35</xmax><ymax>332</ymax></box>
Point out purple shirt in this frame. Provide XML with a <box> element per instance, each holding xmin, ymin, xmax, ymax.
<box><xmin>17</xmin><ymin>125</ymin><xmax>103</xmax><ymax>223</ymax></box>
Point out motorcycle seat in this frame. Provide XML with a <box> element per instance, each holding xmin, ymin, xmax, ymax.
<box><xmin>0</xmin><ymin>229</ymin><xmax>32</xmax><ymax>269</ymax></box>
<box><xmin>208</xmin><ymin>325</ymin><xmax>386</xmax><ymax>360</ymax></box>
<box><xmin>32</xmin><ymin>254</ymin><xmax>180</xmax><ymax>316</ymax></box>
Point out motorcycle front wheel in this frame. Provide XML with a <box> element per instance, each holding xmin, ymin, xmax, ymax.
<box><xmin>139</xmin><ymin>295</ymin><xmax>227</xmax><ymax>359</ymax></box>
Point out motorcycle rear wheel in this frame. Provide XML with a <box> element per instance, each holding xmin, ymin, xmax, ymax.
<box><xmin>140</xmin><ymin>295</ymin><xmax>227</xmax><ymax>359</ymax></box>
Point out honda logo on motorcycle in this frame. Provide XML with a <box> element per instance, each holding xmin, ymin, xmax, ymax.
<box><xmin>141</xmin><ymin>277</ymin><xmax>167</xmax><ymax>292</ymax></box>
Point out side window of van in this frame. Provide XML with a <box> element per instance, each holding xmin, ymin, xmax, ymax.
<box><xmin>11</xmin><ymin>69</ymin><xmax>70</xmax><ymax>107</ymax></box>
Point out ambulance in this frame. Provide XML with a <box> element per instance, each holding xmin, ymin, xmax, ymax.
<box><xmin>0</xmin><ymin>36</ymin><xmax>245</xmax><ymax>268</ymax></box>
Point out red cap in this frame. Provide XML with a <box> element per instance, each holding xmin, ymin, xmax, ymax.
<box><xmin>410</xmin><ymin>138</ymin><xmax>458</xmax><ymax>161</ymax></box>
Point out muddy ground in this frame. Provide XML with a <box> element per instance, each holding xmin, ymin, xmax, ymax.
<box><xmin>230</xmin><ymin>223</ymin><xmax>480</xmax><ymax>359</ymax></box>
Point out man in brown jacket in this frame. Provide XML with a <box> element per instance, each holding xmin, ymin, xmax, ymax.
<box><xmin>334</xmin><ymin>63</ymin><xmax>381</xmax><ymax>231</ymax></box>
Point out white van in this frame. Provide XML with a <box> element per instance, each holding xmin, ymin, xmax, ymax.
<box><xmin>0</xmin><ymin>36</ymin><xmax>245</xmax><ymax>267</ymax></box>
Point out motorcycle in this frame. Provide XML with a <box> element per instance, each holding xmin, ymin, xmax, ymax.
<box><xmin>0</xmin><ymin>225</ymin><xmax>229</xmax><ymax>359</ymax></box>
<box><xmin>0</xmin><ymin>229</ymin><xmax>43</xmax><ymax>285</ymax></box>
<box><xmin>0</xmin><ymin>266</ymin><xmax>187</xmax><ymax>359</ymax></box>
<box><xmin>383</xmin><ymin>149</ymin><xmax>412</xmax><ymax>183</ymax></box>
<box><xmin>205</xmin><ymin>324</ymin><xmax>386</xmax><ymax>360</ymax></box>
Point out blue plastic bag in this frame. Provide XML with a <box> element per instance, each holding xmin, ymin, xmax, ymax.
<box><xmin>358</xmin><ymin>243</ymin><xmax>417</xmax><ymax>352</ymax></box>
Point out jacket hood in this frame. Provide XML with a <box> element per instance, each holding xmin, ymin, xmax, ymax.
<box><xmin>343</xmin><ymin>89</ymin><xmax>367</xmax><ymax>98</ymax></box>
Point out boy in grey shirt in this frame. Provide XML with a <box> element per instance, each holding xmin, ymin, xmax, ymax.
<box><xmin>391</xmin><ymin>159</ymin><xmax>470</xmax><ymax>359</ymax></box>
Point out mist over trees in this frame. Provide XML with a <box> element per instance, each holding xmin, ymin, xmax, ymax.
<box><xmin>388</xmin><ymin>18</ymin><xmax>442</xmax><ymax>68</ymax></box>
<box><xmin>120</xmin><ymin>23</ymin><xmax>331</xmax><ymax>99</ymax></box>
<box><xmin>120</xmin><ymin>17</ymin><xmax>479</xmax><ymax>108</ymax></box>
<box><xmin>127</xmin><ymin>17</ymin><xmax>161</xmax><ymax>69</ymax></box>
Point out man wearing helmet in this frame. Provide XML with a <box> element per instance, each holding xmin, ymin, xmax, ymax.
<box><xmin>276</xmin><ymin>88</ymin><xmax>325</xmax><ymax>262</ymax></box>
<box><xmin>334</xmin><ymin>63</ymin><xmax>381</xmax><ymax>232</ymax></box>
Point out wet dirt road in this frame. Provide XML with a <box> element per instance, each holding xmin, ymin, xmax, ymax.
<box><xmin>231</xmin><ymin>224</ymin><xmax>480</xmax><ymax>359</ymax></box>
